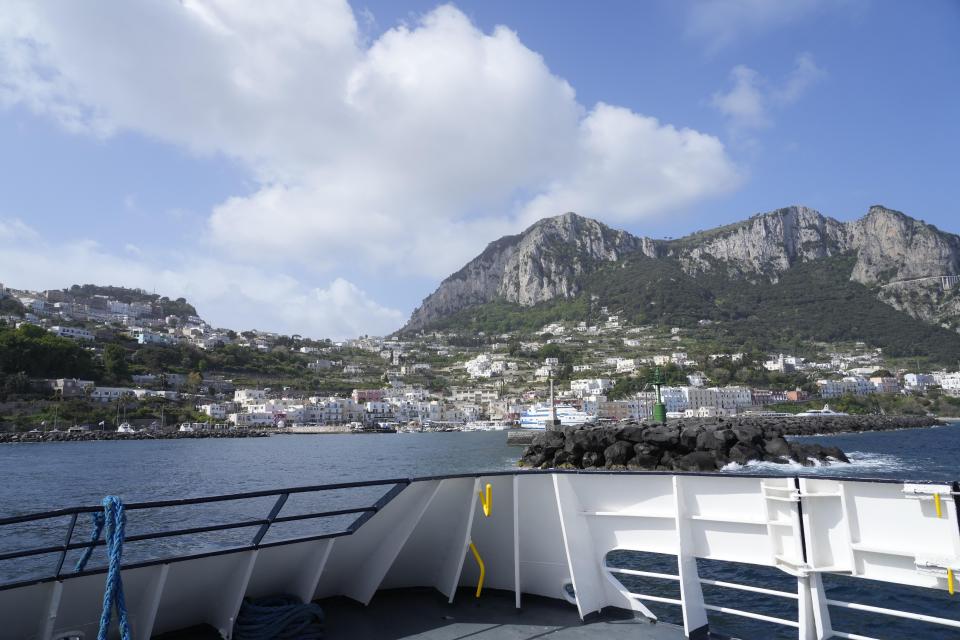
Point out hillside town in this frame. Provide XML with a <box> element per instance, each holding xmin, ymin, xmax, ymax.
<box><xmin>3</xmin><ymin>282</ymin><xmax>959</xmax><ymax>433</ymax></box>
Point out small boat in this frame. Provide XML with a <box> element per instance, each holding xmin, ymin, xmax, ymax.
<box><xmin>116</xmin><ymin>422</ymin><xmax>136</xmax><ymax>434</ymax></box>
<box><xmin>796</xmin><ymin>404</ymin><xmax>849</xmax><ymax>417</ymax></box>
<box><xmin>463</xmin><ymin>420</ymin><xmax>511</xmax><ymax>431</ymax></box>
<box><xmin>178</xmin><ymin>423</ymin><xmax>194</xmax><ymax>433</ymax></box>
<box><xmin>519</xmin><ymin>403</ymin><xmax>593</xmax><ymax>429</ymax></box>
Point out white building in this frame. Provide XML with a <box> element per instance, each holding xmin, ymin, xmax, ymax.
<box><xmin>50</xmin><ymin>326</ymin><xmax>95</xmax><ymax>341</ymax></box>
<box><xmin>870</xmin><ymin>377</ymin><xmax>901</xmax><ymax>395</ymax></box>
<box><xmin>90</xmin><ymin>387</ymin><xmax>136</xmax><ymax>402</ymax></box>
<box><xmin>400</xmin><ymin>363</ymin><xmax>432</xmax><ymax>375</ymax></box>
<box><xmin>687</xmin><ymin>372</ymin><xmax>708</xmax><ymax>387</ymax></box>
<box><xmin>198</xmin><ymin>403</ymin><xmax>231</xmax><ymax>420</ymax></box>
<box><xmin>817</xmin><ymin>376</ymin><xmax>873</xmax><ymax>398</ymax></box>
<box><xmin>903</xmin><ymin>373</ymin><xmax>935</xmax><ymax>391</ymax></box>
<box><xmin>450</xmin><ymin>389</ymin><xmax>499</xmax><ymax>405</ymax></box>
<box><xmin>229</xmin><ymin>412</ymin><xmax>275</xmax><ymax>427</ymax></box>
<box><xmin>235</xmin><ymin>389</ymin><xmax>267</xmax><ymax>406</ymax></box>
<box><xmin>534</xmin><ymin>366</ymin><xmax>553</xmax><ymax>380</ymax></box>
<box><xmin>570</xmin><ymin>378</ymin><xmax>613</xmax><ymax>397</ymax></box>
<box><xmin>659</xmin><ymin>387</ymin><xmax>690</xmax><ymax>414</ymax></box>
<box><xmin>764</xmin><ymin>354</ymin><xmax>798</xmax><ymax>373</ymax></box>
<box><xmin>132</xmin><ymin>389</ymin><xmax>179</xmax><ymax>400</ymax></box>
<box><xmin>136</xmin><ymin>330</ymin><xmax>177</xmax><ymax>346</ymax></box>
<box><xmin>465</xmin><ymin>354</ymin><xmax>500</xmax><ymax>379</ymax></box>
<box><xmin>940</xmin><ymin>373</ymin><xmax>960</xmax><ymax>397</ymax></box>
<box><xmin>615</xmin><ymin>358</ymin><xmax>638</xmax><ymax>373</ymax></box>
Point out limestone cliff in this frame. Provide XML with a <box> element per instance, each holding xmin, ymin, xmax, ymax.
<box><xmin>401</xmin><ymin>205</ymin><xmax>960</xmax><ymax>333</ymax></box>
<box><xmin>404</xmin><ymin>213</ymin><xmax>639</xmax><ymax>330</ymax></box>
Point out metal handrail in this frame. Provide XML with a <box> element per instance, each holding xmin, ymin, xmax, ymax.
<box><xmin>0</xmin><ymin>477</ymin><xmax>411</xmax><ymax>526</ymax></box>
<box><xmin>0</xmin><ymin>477</ymin><xmax>411</xmax><ymax>582</ymax></box>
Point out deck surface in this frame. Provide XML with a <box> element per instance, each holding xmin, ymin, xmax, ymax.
<box><xmin>318</xmin><ymin>587</ymin><xmax>689</xmax><ymax>639</ymax></box>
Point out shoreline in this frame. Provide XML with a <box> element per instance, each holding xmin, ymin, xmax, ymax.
<box><xmin>0</xmin><ymin>430</ymin><xmax>271</xmax><ymax>443</ymax></box>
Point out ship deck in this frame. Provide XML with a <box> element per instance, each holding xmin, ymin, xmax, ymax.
<box><xmin>318</xmin><ymin>587</ymin><xmax>694</xmax><ymax>640</ymax></box>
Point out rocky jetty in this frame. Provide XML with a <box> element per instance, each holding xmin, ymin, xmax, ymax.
<box><xmin>518</xmin><ymin>415</ymin><xmax>941</xmax><ymax>471</ymax></box>
<box><xmin>0</xmin><ymin>430</ymin><xmax>271</xmax><ymax>443</ymax></box>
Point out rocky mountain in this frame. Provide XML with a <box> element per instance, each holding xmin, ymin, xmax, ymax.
<box><xmin>407</xmin><ymin>213</ymin><xmax>641</xmax><ymax>329</ymax></box>
<box><xmin>401</xmin><ymin>205</ymin><xmax>960</xmax><ymax>358</ymax></box>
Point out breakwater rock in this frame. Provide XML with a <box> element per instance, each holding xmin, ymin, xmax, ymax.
<box><xmin>518</xmin><ymin>415</ymin><xmax>941</xmax><ymax>471</ymax></box>
<box><xmin>0</xmin><ymin>430</ymin><xmax>271</xmax><ymax>443</ymax></box>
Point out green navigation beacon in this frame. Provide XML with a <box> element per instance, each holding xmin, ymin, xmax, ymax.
<box><xmin>650</xmin><ymin>366</ymin><xmax>667</xmax><ymax>424</ymax></box>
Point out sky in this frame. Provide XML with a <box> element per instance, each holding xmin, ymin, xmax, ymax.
<box><xmin>0</xmin><ymin>0</ymin><xmax>958</xmax><ymax>339</ymax></box>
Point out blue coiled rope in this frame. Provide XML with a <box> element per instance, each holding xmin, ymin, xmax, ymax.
<box><xmin>234</xmin><ymin>595</ymin><xmax>324</xmax><ymax>640</ymax></box>
<box><xmin>75</xmin><ymin>497</ymin><xmax>322</xmax><ymax>639</ymax></box>
<box><xmin>75</xmin><ymin>496</ymin><xmax>131</xmax><ymax>640</ymax></box>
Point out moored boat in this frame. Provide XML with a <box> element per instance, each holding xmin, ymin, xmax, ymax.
<box><xmin>519</xmin><ymin>403</ymin><xmax>593</xmax><ymax>429</ymax></box>
<box><xmin>116</xmin><ymin>422</ymin><xmax>136</xmax><ymax>434</ymax></box>
<box><xmin>796</xmin><ymin>404</ymin><xmax>849</xmax><ymax>417</ymax></box>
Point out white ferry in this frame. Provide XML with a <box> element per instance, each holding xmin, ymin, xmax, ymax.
<box><xmin>0</xmin><ymin>471</ymin><xmax>958</xmax><ymax>639</ymax></box>
<box><xmin>519</xmin><ymin>403</ymin><xmax>593</xmax><ymax>429</ymax></box>
<box><xmin>177</xmin><ymin>423</ymin><xmax>195</xmax><ymax>433</ymax></box>
<box><xmin>115</xmin><ymin>422</ymin><xmax>136</xmax><ymax>434</ymax></box>
<box><xmin>463</xmin><ymin>420</ymin><xmax>511</xmax><ymax>431</ymax></box>
<box><xmin>797</xmin><ymin>404</ymin><xmax>849</xmax><ymax>417</ymax></box>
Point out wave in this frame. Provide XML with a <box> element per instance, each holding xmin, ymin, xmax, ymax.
<box><xmin>721</xmin><ymin>451</ymin><xmax>912</xmax><ymax>476</ymax></box>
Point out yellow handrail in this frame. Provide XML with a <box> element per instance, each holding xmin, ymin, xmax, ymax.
<box><xmin>469</xmin><ymin>541</ymin><xmax>485</xmax><ymax>598</ymax></box>
<box><xmin>935</xmin><ymin>493</ymin><xmax>943</xmax><ymax>518</ymax></box>
<box><xmin>478</xmin><ymin>483</ymin><xmax>492</xmax><ymax>517</ymax></box>
<box><xmin>467</xmin><ymin>483</ymin><xmax>493</xmax><ymax>598</ymax></box>
<box><xmin>949</xmin><ymin>568</ymin><xmax>955</xmax><ymax>596</ymax></box>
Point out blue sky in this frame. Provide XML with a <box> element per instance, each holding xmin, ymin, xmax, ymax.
<box><xmin>0</xmin><ymin>1</ymin><xmax>958</xmax><ymax>338</ymax></box>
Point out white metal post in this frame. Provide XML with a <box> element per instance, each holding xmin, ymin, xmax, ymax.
<box><xmin>512</xmin><ymin>474</ymin><xmax>521</xmax><ymax>609</ymax></box>
<box><xmin>673</xmin><ymin>476</ymin><xmax>709</xmax><ymax>639</ymax></box>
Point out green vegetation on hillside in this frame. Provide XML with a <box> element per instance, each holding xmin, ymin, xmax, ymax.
<box><xmin>0</xmin><ymin>324</ymin><xmax>98</xmax><ymax>380</ymax></box>
<box><xmin>0</xmin><ymin>297</ymin><xmax>26</xmax><ymax>317</ymax></box>
<box><xmin>423</xmin><ymin>298</ymin><xmax>591</xmax><ymax>334</ymax></box>
<box><xmin>413</xmin><ymin>253</ymin><xmax>960</xmax><ymax>365</ymax></box>
<box><xmin>769</xmin><ymin>391</ymin><xmax>960</xmax><ymax>417</ymax></box>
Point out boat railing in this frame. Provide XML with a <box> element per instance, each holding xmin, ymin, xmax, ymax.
<box><xmin>0</xmin><ymin>477</ymin><xmax>411</xmax><ymax>589</ymax></box>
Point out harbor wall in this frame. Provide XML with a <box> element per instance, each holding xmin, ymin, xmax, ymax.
<box><xmin>517</xmin><ymin>415</ymin><xmax>941</xmax><ymax>471</ymax></box>
<box><xmin>0</xmin><ymin>430</ymin><xmax>270</xmax><ymax>443</ymax></box>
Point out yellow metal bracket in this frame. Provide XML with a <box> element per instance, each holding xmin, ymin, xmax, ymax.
<box><xmin>469</xmin><ymin>541</ymin><xmax>485</xmax><ymax>597</ymax></box>
<box><xmin>949</xmin><ymin>568</ymin><xmax>955</xmax><ymax>596</ymax></box>
<box><xmin>935</xmin><ymin>493</ymin><xmax>943</xmax><ymax>518</ymax></box>
<box><xmin>478</xmin><ymin>483</ymin><xmax>492</xmax><ymax>517</ymax></box>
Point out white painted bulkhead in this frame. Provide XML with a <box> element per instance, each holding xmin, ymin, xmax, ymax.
<box><xmin>4</xmin><ymin>471</ymin><xmax>960</xmax><ymax>639</ymax></box>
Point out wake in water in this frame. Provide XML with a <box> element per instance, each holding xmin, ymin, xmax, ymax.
<box><xmin>722</xmin><ymin>451</ymin><xmax>914</xmax><ymax>477</ymax></box>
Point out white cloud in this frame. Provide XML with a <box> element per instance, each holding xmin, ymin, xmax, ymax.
<box><xmin>712</xmin><ymin>53</ymin><xmax>824</xmax><ymax>134</ymax></box>
<box><xmin>0</xmin><ymin>218</ymin><xmax>402</xmax><ymax>339</ymax></box>
<box><xmin>0</xmin><ymin>217</ymin><xmax>38</xmax><ymax>241</ymax></box>
<box><xmin>520</xmin><ymin>103</ymin><xmax>742</xmax><ymax>224</ymax></box>
<box><xmin>711</xmin><ymin>65</ymin><xmax>770</xmax><ymax>132</ymax></box>
<box><xmin>0</xmin><ymin>1</ymin><xmax>744</xmax><ymax>335</ymax></box>
<box><xmin>774</xmin><ymin>52</ymin><xmax>826</xmax><ymax>104</ymax></box>
<box><xmin>687</xmin><ymin>0</ymin><xmax>826</xmax><ymax>52</ymax></box>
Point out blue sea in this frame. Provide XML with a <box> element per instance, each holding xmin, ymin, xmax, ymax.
<box><xmin>1</xmin><ymin>421</ymin><xmax>959</xmax><ymax>638</ymax></box>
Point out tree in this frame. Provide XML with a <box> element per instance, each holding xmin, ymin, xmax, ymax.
<box><xmin>186</xmin><ymin>371</ymin><xmax>202</xmax><ymax>392</ymax></box>
<box><xmin>103</xmin><ymin>344</ymin><xmax>130</xmax><ymax>382</ymax></box>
